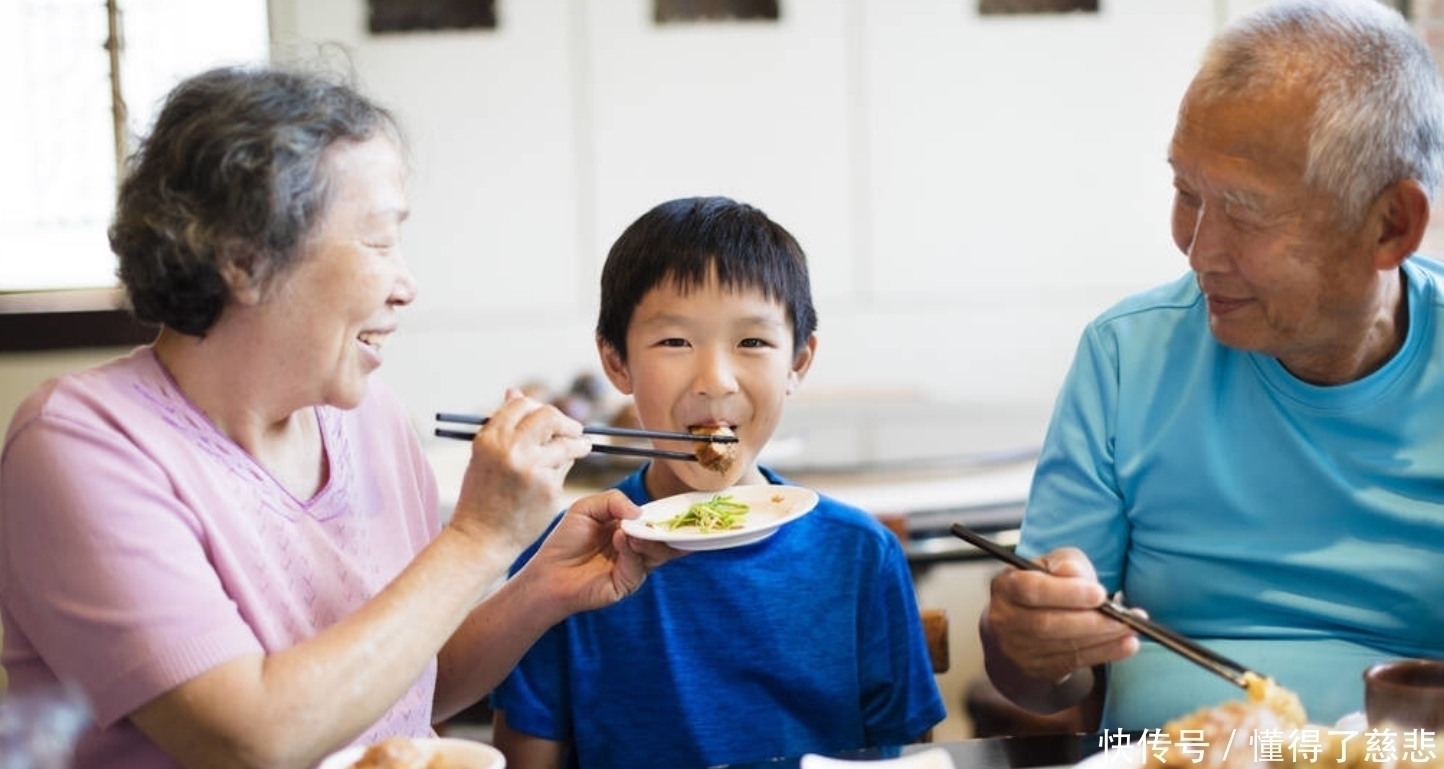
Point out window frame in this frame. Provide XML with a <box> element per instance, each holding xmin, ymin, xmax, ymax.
<box><xmin>0</xmin><ymin>289</ymin><xmax>156</xmax><ymax>352</ymax></box>
<box><xmin>8</xmin><ymin>0</ymin><xmax>263</xmax><ymax>352</ymax></box>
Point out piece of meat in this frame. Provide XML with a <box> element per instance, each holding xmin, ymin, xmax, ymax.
<box><xmin>690</xmin><ymin>426</ymin><xmax>738</xmax><ymax>473</ymax></box>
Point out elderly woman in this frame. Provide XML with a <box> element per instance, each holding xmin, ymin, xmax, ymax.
<box><xmin>0</xmin><ymin>65</ymin><xmax>674</xmax><ymax>769</ymax></box>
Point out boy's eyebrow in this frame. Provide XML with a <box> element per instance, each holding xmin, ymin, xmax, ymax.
<box><xmin>636</xmin><ymin>311</ymin><xmax>788</xmax><ymax>328</ymax></box>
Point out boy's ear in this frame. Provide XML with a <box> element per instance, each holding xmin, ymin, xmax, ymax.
<box><xmin>596</xmin><ymin>337</ymin><xmax>635</xmax><ymax>395</ymax></box>
<box><xmin>787</xmin><ymin>334</ymin><xmax>818</xmax><ymax>395</ymax></box>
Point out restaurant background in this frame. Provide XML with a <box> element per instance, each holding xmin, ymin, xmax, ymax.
<box><xmin>4</xmin><ymin>0</ymin><xmax>1444</xmax><ymax>741</ymax></box>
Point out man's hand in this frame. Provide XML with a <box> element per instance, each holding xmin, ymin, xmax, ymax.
<box><xmin>985</xmin><ymin>547</ymin><xmax>1140</xmax><ymax>684</ymax></box>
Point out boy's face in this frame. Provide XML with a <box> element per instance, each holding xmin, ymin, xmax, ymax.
<box><xmin>598</xmin><ymin>271</ymin><xmax>816</xmax><ymax>499</ymax></box>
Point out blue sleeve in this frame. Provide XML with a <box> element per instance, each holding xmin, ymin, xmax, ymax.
<box><xmin>858</xmin><ymin>537</ymin><xmax>946</xmax><ymax>745</ymax></box>
<box><xmin>489</xmin><ymin>514</ymin><xmax>570</xmax><ymax>740</ymax></box>
<box><xmin>489</xmin><ymin>620</ymin><xmax>571</xmax><ymax>741</ymax></box>
<box><xmin>1018</xmin><ymin>322</ymin><xmax>1130</xmax><ymax>592</ymax></box>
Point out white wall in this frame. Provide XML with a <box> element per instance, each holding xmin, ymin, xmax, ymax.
<box><xmin>260</xmin><ymin>0</ymin><xmax>1213</xmax><ymax>427</ymax></box>
<box><xmin>0</xmin><ymin>0</ymin><xmax>1226</xmax><ymax>737</ymax></box>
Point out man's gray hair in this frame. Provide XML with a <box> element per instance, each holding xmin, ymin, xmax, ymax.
<box><xmin>1191</xmin><ymin>0</ymin><xmax>1444</xmax><ymax>224</ymax></box>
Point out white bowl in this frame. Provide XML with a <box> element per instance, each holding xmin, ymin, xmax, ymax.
<box><xmin>317</xmin><ymin>737</ymin><xmax>505</xmax><ymax>769</ymax></box>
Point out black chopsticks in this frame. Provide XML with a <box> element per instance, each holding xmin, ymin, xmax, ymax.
<box><xmin>434</xmin><ymin>412</ymin><xmax>737</xmax><ymax>462</ymax></box>
<box><xmin>949</xmin><ymin>522</ymin><xmax>1254</xmax><ymax>690</ymax></box>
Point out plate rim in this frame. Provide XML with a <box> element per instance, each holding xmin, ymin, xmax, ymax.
<box><xmin>620</xmin><ymin>484</ymin><xmax>820</xmax><ymax>549</ymax></box>
<box><xmin>316</xmin><ymin>737</ymin><xmax>505</xmax><ymax>769</ymax></box>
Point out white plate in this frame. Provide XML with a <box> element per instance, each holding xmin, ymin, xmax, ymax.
<box><xmin>801</xmin><ymin>746</ymin><xmax>955</xmax><ymax>769</ymax></box>
<box><xmin>317</xmin><ymin>737</ymin><xmax>505</xmax><ymax>769</ymax></box>
<box><xmin>620</xmin><ymin>484</ymin><xmax>820</xmax><ymax>551</ymax></box>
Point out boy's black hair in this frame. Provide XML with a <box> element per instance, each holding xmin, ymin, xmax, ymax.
<box><xmin>596</xmin><ymin>196</ymin><xmax>817</xmax><ymax>360</ymax></box>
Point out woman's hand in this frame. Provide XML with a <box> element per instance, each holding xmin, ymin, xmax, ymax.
<box><xmin>433</xmin><ymin>490</ymin><xmax>685</xmax><ymax>719</ymax></box>
<box><xmin>518</xmin><ymin>490</ymin><xmax>685</xmax><ymax>620</ymax></box>
<box><xmin>450</xmin><ymin>388</ymin><xmax>591</xmax><ymax>552</ymax></box>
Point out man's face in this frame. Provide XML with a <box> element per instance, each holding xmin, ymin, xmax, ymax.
<box><xmin>1168</xmin><ymin>83</ymin><xmax>1381</xmax><ymax>378</ymax></box>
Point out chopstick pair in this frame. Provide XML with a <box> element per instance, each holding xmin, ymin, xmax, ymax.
<box><xmin>949</xmin><ymin>522</ymin><xmax>1255</xmax><ymax>690</ymax></box>
<box><xmin>434</xmin><ymin>412</ymin><xmax>737</xmax><ymax>463</ymax></box>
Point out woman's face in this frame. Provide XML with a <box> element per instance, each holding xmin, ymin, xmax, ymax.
<box><xmin>263</xmin><ymin>135</ymin><xmax>415</xmax><ymax>410</ymax></box>
<box><xmin>598</xmin><ymin>270</ymin><xmax>815</xmax><ymax>500</ymax></box>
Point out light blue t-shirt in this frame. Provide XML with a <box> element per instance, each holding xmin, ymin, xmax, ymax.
<box><xmin>1018</xmin><ymin>257</ymin><xmax>1444</xmax><ymax>730</ymax></box>
<box><xmin>491</xmin><ymin>466</ymin><xmax>946</xmax><ymax>769</ymax></box>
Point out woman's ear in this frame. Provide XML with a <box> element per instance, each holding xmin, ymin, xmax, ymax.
<box><xmin>787</xmin><ymin>334</ymin><xmax>818</xmax><ymax>395</ymax></box>
<box><xmin>218</xmin><ymin>247</ymin><xmax>264</xmax><ymax>306</ymax></box>
<box><xmin>596</xmin><ymin>337</ymin><xmax>634</xmax><ymax>395</ymax></box>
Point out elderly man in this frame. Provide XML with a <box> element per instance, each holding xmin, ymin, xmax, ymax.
<box><xmin>981</xmin><ymin>0</ymin><xmax>1444</xmax><ymax>731</ymax></box>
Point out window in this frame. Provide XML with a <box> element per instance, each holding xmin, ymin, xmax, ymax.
<box><xmin>978</xmin><ymin>0</ymin><xmax>1098</xmax><ymax>14</ymax></box>
<box><xmin>367</xmin><ymin>0</ymin><xmax>498</xmax><ymax>33</ymax></box>
<box><xmin>654</xmin><ymin>0</ymin><xmax>781</xmax><ymax>23</ymax></box>
<box><xmin>0</xmin><ymin>0</ymin><xmax>270</xmax><ymax>294</ymax></box>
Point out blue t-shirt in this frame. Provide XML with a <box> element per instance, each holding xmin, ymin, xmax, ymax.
<box><xmin>1019</xmin><ymin>256</ymin><xmax>1444</xmax><ymax>730</ymax></box>
<box><xmin>491</xmin><ymin>466</ymin><xmax>946</xmax><ymax>769</ymax></box>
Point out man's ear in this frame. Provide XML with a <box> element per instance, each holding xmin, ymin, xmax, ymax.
<box><xmin>787</xmin><ymin>333</ymin><xmax>818</xmax><ymax>395</ymax></box>
<box><xmin>596</xmin><ymin>336</ymin><xmax>634</xmax><ymax>395</ymax></box>
<box><xmin>1371</xmin><ymin>179</ymin><xmax>1430</xmax><ymax>270</ymax></box>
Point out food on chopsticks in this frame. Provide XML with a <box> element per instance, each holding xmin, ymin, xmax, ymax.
<box><xmin>690</xmin><ymin>425</ymin><xmax>738</xmax><ymax>473</ymax></box>
<box><xmin>349</xmin><ymin>737</ymin><xmax>468</xmax><ymax>769</ymax></box>
<box><xmin>1241</xmin><ymin>671</ymin><xmax>1307</xmax><ymax>726</ymax></box>
<box><xmin>652</xmin><ymin>493</ymin><xmax>749</xmax><ymax>533</ymax></box>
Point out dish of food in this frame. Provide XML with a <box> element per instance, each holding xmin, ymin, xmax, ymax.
<box><xmin>1074</xmin><ymin>675</ymin><xmax>1438</xmax><ymax>769</ymax></box>
<box><xmin>620</xmin><ymin>484</ymin><xmax>819</xmax><ymax>551</ymax></box>
<box><xmin>691</xmin><ymin>425</ymin><xmax>739</xmax><ymax>473</ymax></box>
<box><xmin>317</xmin><ymin>737</ymin><xmax>505</xmax><ymax>769</ymax></box>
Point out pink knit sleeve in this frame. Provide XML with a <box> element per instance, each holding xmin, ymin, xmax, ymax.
<box><xmin>0</xmin><ymin>412</ymin><xmax>263</xmax><ymax>726</ymax></box>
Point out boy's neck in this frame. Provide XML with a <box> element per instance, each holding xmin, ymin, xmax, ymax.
<box><xmin>642</xmin><ymin>462</ymin><xmax>771</xmax><ymax>500</ymax></box>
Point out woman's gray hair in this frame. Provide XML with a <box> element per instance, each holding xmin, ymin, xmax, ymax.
<box><xmin>1190</xmin><ymin>0</ymin><xmax>1444</xmax><ymax>224</ymax></box>
<box><xmin>109</xmin><ymin>63</ymin><xmax>403</xmax><ymax>336</ymax></box>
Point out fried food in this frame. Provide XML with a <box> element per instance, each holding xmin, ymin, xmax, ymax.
<box><xmin>1138</xmin><ymin>676</ymin><xmax>1427</xmax><ymax>769</ymax></box>
<box><xmin>691</xmin><ymin>426</ymin><xmax>738</xmax><ymax>473</ymax></box>
<box><xmin>1243</xmin><ymin>671</ymin><xmax>1307</xmax><ymax>727</ymax></box>
<box><xmin>352</xmin><ymin>737</ymin><xmax>427</xmax><ymax>769</ymax></box>
<box><xmin>350</xmin><ymin>737</ymin><xmax>471</xmax><ymax>769</ymax></box>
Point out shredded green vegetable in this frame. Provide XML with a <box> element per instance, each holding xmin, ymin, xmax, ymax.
<box><xmin>654</xmin><ymin>494</ymin><xmax>750</xmax><ymax>533</ymax></box>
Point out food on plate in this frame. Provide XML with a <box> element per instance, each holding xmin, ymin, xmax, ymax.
<box><xmin>690</xmin><ymin>425</ymin><xmax>738</xmax><ymax>473</ymax></box>
<box><xmin>1143</xmin><ymin>682</ymin><xmax>1303</xmax><ymax>769</ymax></box>
<box><xmin>651</xmin><ymin>493</ymin><xmax>749</xmax><ymax>533</ymax></box>
<box><xmin>1138</xmin><ymin>675</ymin><xmax>1440</xmax><ymax>769</ymax></box>
<box><xmin>350</xmin><ymin>737</ymin><xmax>469</xmax><ymax>769</ymax></box>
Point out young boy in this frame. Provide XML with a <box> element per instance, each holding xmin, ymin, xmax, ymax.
<box><xmin>490</xmin><ymin>196</ymin><xmax>946</xmax><ymax>769</ymax></box>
